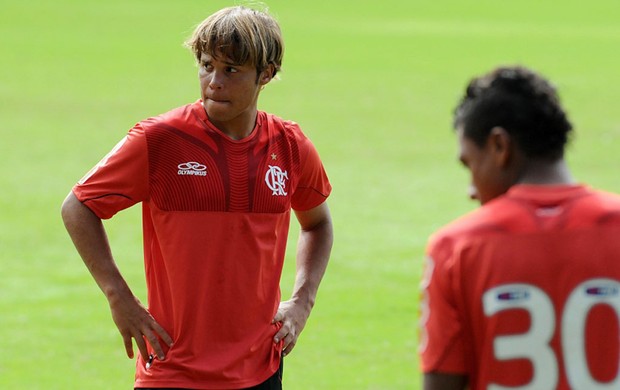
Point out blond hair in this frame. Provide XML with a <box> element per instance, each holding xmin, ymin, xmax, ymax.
<box><xmin>185</xmin><ymin>6</ymin><xmax>284</xmax><ymax>77</ymax></box>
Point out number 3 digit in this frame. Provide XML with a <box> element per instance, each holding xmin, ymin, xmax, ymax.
<box><xmin>483</xmin><ymin>284</ymin><xmax>558</xmax><ymax>390</ymax></box>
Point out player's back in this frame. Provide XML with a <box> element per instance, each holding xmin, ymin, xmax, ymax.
<box><xmin>441</xmin><ymin>185</ymin><xmax>620</xmax><ymax>389</ymax></box>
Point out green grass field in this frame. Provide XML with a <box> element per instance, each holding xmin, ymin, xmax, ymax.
<box><xmin>2</xmin><ymin>0</ymin><xmax>619</xmax><ymax>388</ymax></box>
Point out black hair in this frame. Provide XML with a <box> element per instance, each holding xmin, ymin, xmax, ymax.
<box><xmin>454</xmin><ymin>66</ymin><xmax>573</xmax><ymax>160</ymax></box>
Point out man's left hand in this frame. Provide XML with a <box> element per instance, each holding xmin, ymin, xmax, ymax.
<box><xmin>272</xmin><ymin>299</ymin><xmax>310</xmax><ymax>356</ymax></box>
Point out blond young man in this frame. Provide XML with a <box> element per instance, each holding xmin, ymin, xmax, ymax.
<box><xmin>62</xmin><ymin>6</ymin><xmax>333</xmax><ymax>389</ymax></box>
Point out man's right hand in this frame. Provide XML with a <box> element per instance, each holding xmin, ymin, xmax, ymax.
<box><xmin>108</xmin><ymin>293</ymin><xmax>173</xmax><ymax>361</ymax></box>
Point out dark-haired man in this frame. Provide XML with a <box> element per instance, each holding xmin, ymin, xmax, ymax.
<box><xmin>420</xmin><ymin>66</ymin><xmax>620</xmax><ymax>390</ymax></box>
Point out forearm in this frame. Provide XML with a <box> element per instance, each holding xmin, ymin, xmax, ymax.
<box><xmin>62</xmin><ymin>192</ymin><xmax>172</xmax><ymax>359</ymax></box>
<box><xmin>273</xmin><ymin>202</ymin><xmax>333</xmax><ymax>354</ymax></box>
<box><xmin>61</xmin><ymin>192</ymin><xmax>132</xmax><ymax>301</ymax></box>
<box><xmin>290</xmin><ymin>217</ymin><xmax>333</xmax><ymax>310</ymax></box>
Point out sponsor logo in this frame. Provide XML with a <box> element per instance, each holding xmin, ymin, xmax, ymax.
<box><xmin>178</xmin><ymin>161</ymin><xmax>207</xmax><ymax>176</ymax></box>
<box><xmin>586</xmin><ymin>285</ymin><xmax>618</xmax><ymax>297</ymax></box>
<box><xmin>497</xmin><ymin>289</ymin><xmax>530</xmax><ymax>301</ymax></box>
<box><xmin>265</xmin><ymin>165</ymin><xmax>288</xmax><ymax>196</ymax></box>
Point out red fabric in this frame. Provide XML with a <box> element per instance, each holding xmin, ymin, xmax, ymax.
<box><xmin>420</xmin><ymin>185</ymin><xmax>620</xmax><ymax>389</ymax></box>
<box><xmin>73</xmin><ymin>101</ymin><xmax>331</xmax><ymax>388</ymax></box>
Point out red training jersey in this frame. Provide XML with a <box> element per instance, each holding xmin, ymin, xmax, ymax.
<box><xmin>73</xmin><ymin>101</ymin><xmax>331</xmax><ymax>389</ymax></box>
<box><xmin>420</xmin><ymin>185</ymin><xmax>620</xmax><ymax>390</ymax></box>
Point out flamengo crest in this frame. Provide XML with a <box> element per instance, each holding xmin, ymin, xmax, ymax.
<box><xmin>265</xmin><ymin>165</ymin><xmax>288</xmax><ymax>196</ymax></box>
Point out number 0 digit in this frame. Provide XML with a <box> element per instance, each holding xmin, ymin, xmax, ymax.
<box><xmin>562</xmin><ymin>278</ymin><xmax>620</xmax><ymax>390</ymax></box>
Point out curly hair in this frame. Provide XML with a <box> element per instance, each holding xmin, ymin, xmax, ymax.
<box><xmin>185</xmin><ymin>5</ymin><xmax>284</xmax><ymax>78</ymax></box>
<box><xmin>454</xmin><ymin>66</ymin><xmax>573</xmax><ymax>160</ymax></box>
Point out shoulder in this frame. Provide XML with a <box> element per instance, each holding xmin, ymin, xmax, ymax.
<box><xmin>428</xmin><ymin>198</ymin><xmax>517</xmax><ymax>256</ymax></box>
<box><xmin>260</xmin><ymin>111</ymin><xmax>308</xmax><ymax>140</ymax></box>
<box><xmin>584</xmin><ymin>187</ymin><xmax>620</xmax><ymax>207</ymax></box>
<box><xmin>578</xmin><ymin>187</ymin><xmax>620</xmax><ymax>224</ymax></box>
<box><xmin>430</xmin><ymin>200</ymin><xmax>510</xmax><ymax>240</ymax></box>
<box><xmin>259</xmin><ymin>112</ymin><xmax>321</xmax><ymax>163</ymax></box>
<box><xmin>428</xmin><ymin>209</ymin><xmax>484</xmax><ymax>264</ymax></box>
<box><xmin>139</xmin><ymin>101</ymin><xmax>203</xmax><ymax>132</ymax></box>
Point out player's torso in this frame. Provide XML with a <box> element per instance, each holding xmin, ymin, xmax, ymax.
<box><xmin>143</xmin><ymin>111</ymin><xmax>300</xmax><ymax>214</ymax></box>
<box><xmin>457</xmin><ymin>193</ymin><xmax>620</xmax><ymax>389</ymax></box>
<box><xmin>135</xmin><ymin>110</ymin><xmax>295</xmax><ymax>386</ymax></box>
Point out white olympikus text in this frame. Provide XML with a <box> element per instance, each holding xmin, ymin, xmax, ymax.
<box><xmin>178</xmin><ymin>161</ymin><xmax>207</xmax><ymax>176</ymax></box>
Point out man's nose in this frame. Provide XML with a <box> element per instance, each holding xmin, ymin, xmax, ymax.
<box><xmin>209</xmin><ymin>70</ymin><xmax>224</xmax><ymax>89</ymax></box>
<box><xmin>468</xmin><ymin>184</ymin><xmax>479</xmax><ymax>201</ymax></box>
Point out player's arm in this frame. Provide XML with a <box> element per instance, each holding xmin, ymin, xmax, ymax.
<box><xmin>273</xmin><ymin>201</ymin><xmax>333</xmax><ymax>356</ymax></box>
<box><xmin>61</xmin><ymin>192</ymin><xmax>173</xmax><ymax>361</ymax></box>
<box><xmin>424</xmin><ymin>372</ymin><xmax>468</xmax><ymax>390</ymax></box>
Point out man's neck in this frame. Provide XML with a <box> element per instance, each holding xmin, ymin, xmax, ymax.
<box><xmin>516</xmin><ymin>158</ymin><xmax>575</xmax><ymax>186</ymax></box>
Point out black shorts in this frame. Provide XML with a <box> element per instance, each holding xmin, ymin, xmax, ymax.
<box><xmin>136</xmin><ymin>358</ymin><xmax>283</xmax><ymax>390</ymax></box>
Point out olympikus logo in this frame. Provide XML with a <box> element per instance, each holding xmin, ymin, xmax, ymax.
<box><xmin>178</xmin><ymin>162</ymin><xmax>207</xmax><ymax>176</ymax></box>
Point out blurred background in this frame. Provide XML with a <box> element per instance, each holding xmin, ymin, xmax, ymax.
<box><xmin>1</xmin><ymin>0</ymin><xmax>619</xmax><ymax>388</ymax></box>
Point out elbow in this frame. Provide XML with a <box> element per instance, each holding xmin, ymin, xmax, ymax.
<box><xmin>61</xmin><ymin>193</ymin><xmax>77</xmax><ymax>231</ymax></box>
<box><xmin>61</xmin><ymin>191</ymin><xmax>88</xmax><ymax>227</ymax></box>
<box><xmin>305</xmin><ymin>216</ymin><xmax>333</xmax><ymax>238</ymax></box>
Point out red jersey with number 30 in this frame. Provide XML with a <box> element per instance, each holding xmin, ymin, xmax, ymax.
<box><xmin>420</xmin><ymin>185</ymin><xmax>620</xmax><ymax>390</ymax></box>
<box><xmin>73</xmin><ymin>101</ymin><xmax>331</xmax><ymax>389</ymax></box>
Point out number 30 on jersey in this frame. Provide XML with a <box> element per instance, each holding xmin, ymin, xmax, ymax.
<box><xmin>484</xmin><ymin>278</ymin><xmax>620</xmax><ymax>390</ymax></box>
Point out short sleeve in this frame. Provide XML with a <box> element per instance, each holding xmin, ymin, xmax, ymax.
<box><xmin>291</xmin><ymin>136</ymin><xmax>331</xmax><ymax>211</ymax></box>
<box><xmin>72</xmin><ymin>124</ymin><xmax>149</xmax><ymax>219</ymax></box>
<box><xmin>419</xmin><ymin>234</ymin><xmax>468</xmax><ymax>374</ymax></box>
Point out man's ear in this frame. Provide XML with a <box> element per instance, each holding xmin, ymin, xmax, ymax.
<box><xmin>259</xmin><ymin>63</ymin><xmax>276</xmax><ymax>86</ymax></box>
<box><xmin>488</xmin><ymin>126</ymin><xmax>513</xmax><ymax>167</ymax></box>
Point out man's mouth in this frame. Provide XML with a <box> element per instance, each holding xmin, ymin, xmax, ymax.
<box><xmin>207</xmin><ymin>97</ymin><xmax>228</xmax><ymax>103</ymax></box>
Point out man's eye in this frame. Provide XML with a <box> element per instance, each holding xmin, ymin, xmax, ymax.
<box><xmin>227</xmin><ymin>67</ymin><xmax>238</xmax><ymax>73</ymax></box>
<box><xmin>202</xmin><ymin>63</ymin><xmax>213</xmax><ymax>71</ymax></box>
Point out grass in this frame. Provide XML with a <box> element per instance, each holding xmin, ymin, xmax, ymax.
<box><xmin>1</xmin><ymin>0</ymin><xmax>619</xmax><ymax>388</ymax></box>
